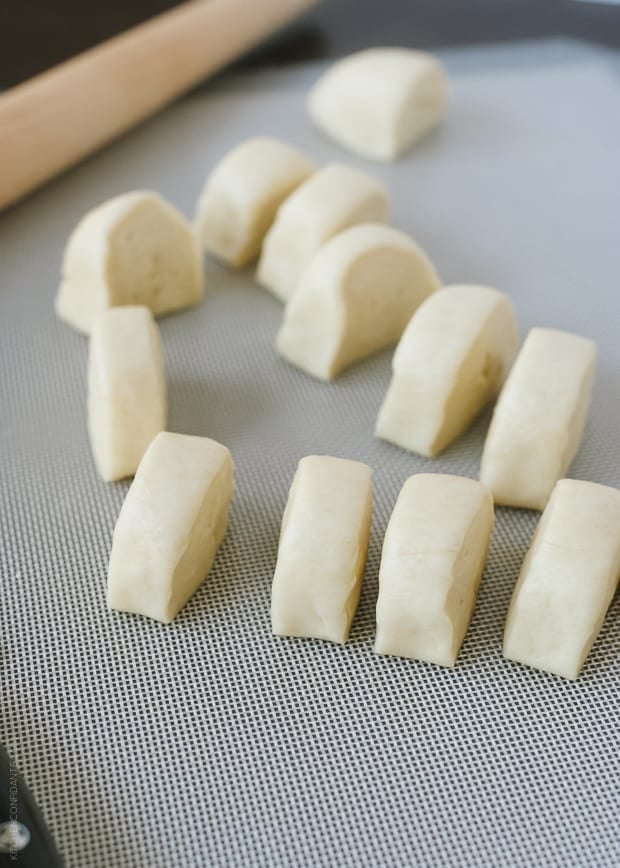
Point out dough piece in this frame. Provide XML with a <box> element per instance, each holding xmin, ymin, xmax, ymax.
<box><xmin>55</xmin><ymin>191</ymin><xmax>203</xmax><ymax>334</ymax></box>
<box><xmin>271</xmin><ymin>455</ymin><xmax>372</xmax><ymax>644</ymax></box>
<box><xmin>307</xmin><ymin>48</ymin><xmax>448</xmax><ymax>162</ymax></box>
<box><xmin>276</xmin><ymin>224</ymin><xmax>439</xmax><ymax>380</ymax></box>
<box><xmin>480</xmin><ymin>328</ymin><xmax>597</xmax><ymax>511</ymax></box>
<box><xmin>375</xmin><ymin>474</ymin><xmax>494</xmax><ymax>667</ymax></box>
<box><xmin>376</xmin><ymin>285</ymin><xmax>518</xmax><ymax>457</ymax></box>
<box><xmin>257</xmin><ymin>163</ymin><xmax>389</xmax><ymax>302</ymax></box>
<box><xmin>194</xmin><ymin>137</ymin><xmax>315</xmax><ymax>268</ymax></box>
<box><xmin>504</xmin><ymin>479</ymin><xmax>620</xmax><ymax>680</ymax></box>
<box><xmin>107</xmin><ymin>432</ymin><xmax>234</xmax><ymax>623</ymax></box>
<box><xmin>88</xmin><ymin>306</ymin><xmax>166</xmax><ymax>482</ymax></box>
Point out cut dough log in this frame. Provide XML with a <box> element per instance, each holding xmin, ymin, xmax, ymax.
<box><xmin>276</xmin><ymin>223</ymin><xmax>439</xmax><ymax>380</ymax></box>
<box><xmin>376</xmin><ymin>285</ymin><xmax>518</xmax><ymax>457</ymax></box>
<box><xmin>88</xmin><ymin>306</ymin><xmax>166</xmax><ymax>482</ymax></box>
<box><xmin>479</xmin><ymin>328</ymin><xmax>597</xmax><ymax>511</ymax></box>
<box><xmin>194</xmin><ymin>137</ymin><xmax>315</xmax><ymax>268</ymax></box>
<box><xmin>107</xmin><ymin>432</ymin><xmax>234</xmax><ymax>623</ymax></box>
<box><xmin>55</xmin><ymin>191</ymin><xmax>203</xmax><ymax>334</ymax></box>
<box><xmin>375</xmin><ymin>474</ymin><xmax>494</xmax><ymax>667</ymax></box>
<box><xmin>257</xmin><ymin>163</ymin><xmax>389</xmax><ymax>302</ymax></box>
<box><xmin>271</xmin><ymin>455</ymin><xmax>372</xmax><ymax>644</ymax></box>
<box><xmin>503</xmin><ymin>479</ymin><xmax>620</xmax><ymax>680</ymax></box>
<box><xmin>307</xmin><ymin>48</ymin><xmax>448</xmax><ymax>162</ymax></box>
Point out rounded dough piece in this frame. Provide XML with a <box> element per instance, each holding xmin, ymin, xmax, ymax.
<box><xmin>276</xmin><ymin>223</ymin><xmax>439</xmax><ymax>380</ymax></box>
<box><xmin>307</xmin><ymin>48</ymin><xmax>448</xmax><ymax>162</ymax></box>
<box><xmin>256</xmin><ymin>163</ymin><xmax>389</xmax><ymax>303</ymax></box>
<box><xmin>194</xmin><ymin>137</ymin><xmax>315</xmax><ymax>268</ymax></box>
<box><xmin>55</xmin><ymin>191</ymin><xmax>204</xmax><ymax>334</ymax></box>
<box><xmin>376</xmin><ymin>285</ymin><xmax>519</xmax><ymax>457</ymax></box>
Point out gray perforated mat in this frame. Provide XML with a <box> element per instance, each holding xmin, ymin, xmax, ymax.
<box><xmin>1</xmin><ymin>40</ymin><xmax>620</xmax><ymax>868</ymax></box>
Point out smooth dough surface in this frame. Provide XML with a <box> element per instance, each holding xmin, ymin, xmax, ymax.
<box><xmin>375</xmin><ymin>474</ymin><xmax>494</xmax><ymax>667</ymax></box>
<box><xmin>194</xmin><ymin>137</ymin><xmax>314</xmax><ymax>268</ymax></box>
<box><xmin>480</xmin><ymin>327</ymin><xmax>597</xmax><ymax>510</ymax></box>
<box><xmin>107</xmin><ymin>432</ymin><xmax>234</xmax><ymax>623</ymax></box>
<box><xmin>88</xmin><ymin>306</ymin><xmax>166</xmax><ymax>482</ymax></box>
<box><xmin>307</xmin><ymin>48</ymin><xmax>448</xmax><ymax>162</ymax></box>
<box><xmin>271</xmin><ymin>455</ymin><xmax>372</xmax><ymax>644</ymax></box>
<box><xmin>503</xmin><ymin>479</ymin><xmax>620</xmax><ymax>680</ymax></box>
<box><xmin>376</xmin><ymin>285</ymin><xmax>518</xmax><ymax>457</ymax></box>
<box><xmin>257</xmin><ymin>163</ymin><xmax>389</xmax><ymax>302</ymax></box>
<box><xmin>276</xmin><ymin>223</ymin><xmax>439</xmax><ymax>380</ymax></box>
<box><xmin>55</xmin><ymin>191</ymin><xmax>203</xmax><ymax>334</ymax></box>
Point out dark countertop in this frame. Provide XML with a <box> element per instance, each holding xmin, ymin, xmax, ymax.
<box><xmin>1</xmin><ymin>0</ymin><xmax>619</xmax><ymax>88</ymax></box>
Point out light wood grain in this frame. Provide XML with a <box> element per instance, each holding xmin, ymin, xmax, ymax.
<box><xmin>0</xmin><ymin>0</ymin><xmax>319</xmax><ymax>211</ymax></box>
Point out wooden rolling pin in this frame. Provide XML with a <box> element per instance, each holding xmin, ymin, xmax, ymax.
<box><xmin>0</xmin><ymin>0</ymin><xmax>319</xmax><ymax>211</ymax></box>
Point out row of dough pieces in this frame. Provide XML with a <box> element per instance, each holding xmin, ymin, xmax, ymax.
<box><xmin>58</xmin><ymin>139</ymin><xmax>596</xmax><ymax>511</ymax></box>
<box><xmin>108</xmin><ymin>435</ymin><xmax>620</xmax><ymax>682</ymax></box>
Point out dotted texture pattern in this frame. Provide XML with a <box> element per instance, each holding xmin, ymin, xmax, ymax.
<box><xmin>1</xmin><ymin>41</ymin><xmax>619</xmax><ymax>868</ymax></box>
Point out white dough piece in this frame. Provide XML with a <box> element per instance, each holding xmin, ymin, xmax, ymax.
<box><xmin>480</xmin><ymin>328</ymin><xmax>597</xmax><ymax>510</ymax></box>
<box><xmin>55</xmin><ymin>191</ymin><xmax>204</xmax><ymax>334</ymax></box>
<box><xmin>88</xmin><ymin>306</ymin><xmax>166</xmax><ymax>482</ymax></box>
<box><xmin>504</xmin><ymin>479</ymin><xmax>620</xmax><ymax>680</ymax></box>
<box><xmin>276</xmin><ymin>223</ymin><xmax>439</xmax><ymax>380</ymax></box>
<box><xmin>307</xmin><ymin>48</ymin><xmax>448</xmax><ymax>162</ymax></box>
<box><xmin>375</xmin><ymin>474</ymin><xmax>494</xmax><ymax>667</ymax></box>
<box><xmin>107</xmin><ymin>432</ymin><xmax>234</xmax><ymax>623</ymax></box>
<box><xmin>257</xmin><ymin>163</ymin><xmax>389</xmax><ymax>302</ymax></box>
<box><xmin>194</xmin><ymin>137</ymin><xmax>315</xmax><ymax>268</ymax></box>
<box><xmin>376</xmin><ymin>285</ymin><xmax>518</xmax><ymax>457</ymax></box>
<box><xmin>271</xmin><ymin>455</ymin><xmax>372</xmax><ymax>644</ymax></box>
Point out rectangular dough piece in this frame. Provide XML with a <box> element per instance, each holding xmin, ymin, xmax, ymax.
<box><xmin>480</xmin><ymin>327</ymin><xmax>597</xmax><ymax>510</ymax></box>
<box><xmin>503</xmin><ymin>479</ymin><xmax>620</xmax><ymax>680</ymax></box>
<box><xmin>107</xmin><ymin>432</ymin><xmax>234</xmax><ymax>623</ymax></box>
<box><xmin>271</xmin><ymin>455</ymin><xmax>373</xmax><ymax>644</ymax></box>
<box><xmin>375</xmin><ymin>474</ymin><xmax>494</xmax><ymax>667</ymax></box>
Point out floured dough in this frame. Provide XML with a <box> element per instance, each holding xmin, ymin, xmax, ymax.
<box><xmin>88</xmin><ymin>306</ymin><xmax>166</xmax><ymax>481</ymax></box>
<box><xmin>276</xmin><ymin>223</ymin><xmax>439</xmax><ymax>380</ymax></box>
<box><xmin>55</xmin><ymin>191</ymin><xmax>203</xmax><ymax>334</ymax></box>
<box><xmin>194</xmin><ymin>137</ymin><xmax>314</xmax><ymax>268</ymax></box>
<box><xmin>271</xmin><ymin>455</ymin><xmax>372</xmax><ymax>644</ymax></box>
<box><xmin>376</xmin><ymin>285</ymin><xmax>518</xmax><ymax>457</ymax></box>
<box><xmin>375</xmin><ymin>474</ymin><xmax>494</xmax><ymax>667</ymax></box>
<box><xmin>107</xmin><ymin>432</ymin><xmax>234</xmax><ymax>623</ymax></box>
<box><xmin>480</xmin><ymin>328</ymin><xmax>597</xmax><ymax>510</ymax></box>
<box><xmin>257</xmin><ymin>163</ymin><xmax>389</xmax><ymax>302</ymax></box>
<box><xmin>503</xmin><ymin>479</ymin><xmax>620</xmax><ymax>680</ymax></box>
<box><xmin>308</xmin><ymin>48</ymin><xmax>448</xmax><ymax>161</ymax></box>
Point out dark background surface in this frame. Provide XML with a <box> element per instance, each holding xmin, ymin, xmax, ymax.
<box><xmin>1</xmin><ymin>0</ymin><xmax>620</xmax><ymax>88</ymax></box>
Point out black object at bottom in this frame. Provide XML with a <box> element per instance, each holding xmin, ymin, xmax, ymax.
<box><xmin>0</xmin><ymin>744</ymin><xmax>63</xmax><ymax>867</ymax></box>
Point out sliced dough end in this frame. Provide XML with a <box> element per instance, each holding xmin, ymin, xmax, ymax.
<box><xmin>88</xmin><ymin>305</ymin><xmax>166</xmax><ymax>482</ymax></box>
<box><xmin>56</xmin><ymin>191</ymin><xmax>203</xmax><ymax>334</ymax></box>
<box><xmin>257</xmin><ymin>163</ymin><xmax>389</xmax><ymax>303</ymax></box>
<box><xmin>107</xmin><ymin>432</ymin><xmax>234</xmax><ymax>623</ymax></box>
<box><xmin>480</xmin><ymin>328</ymin><xmax>597</xmax><ymax>510</ymax></box>
<box><xmin>195</xmin><ymin>137</ymin><xmax>314</xmax><ymax>268</ymax></box>
<box><xmin>375</xmin><ymin>474</ymin><xmax>494</xmax><ymax>666</ymax></box>
<box><xmin>376</xmin><ymin>285</ymin><xmax>518</xmax><ymax>456</ymax></box>
<box><xmin>308</xmin><ymin>48</ymin><xmax>447</xmax><ymax>162</ymax></box>
<box><xmin>503</xmin><ymin>479</ymin><xmax>620</xmax><ymax>679</ymax></box>
<box><xmin>271</xmin><ymin>455</ymin><xmax>372</xmax><ymax>644</ymax></box>
<box><xmin>276</xmin><ymin>223</ymin><xmax>439</xmax><ymax>380</ymax></box>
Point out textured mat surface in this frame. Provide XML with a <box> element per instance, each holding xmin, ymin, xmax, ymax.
<box><xmin>1</xmin><ymin>40</ymin><xmax>619</xmax><ymax>868</ymax></box>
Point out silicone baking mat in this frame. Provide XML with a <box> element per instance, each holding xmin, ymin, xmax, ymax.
<box><xmin>1</xmin><ymin>39</ymin><xmax>619</xmax><ymax>868</ymax></box>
